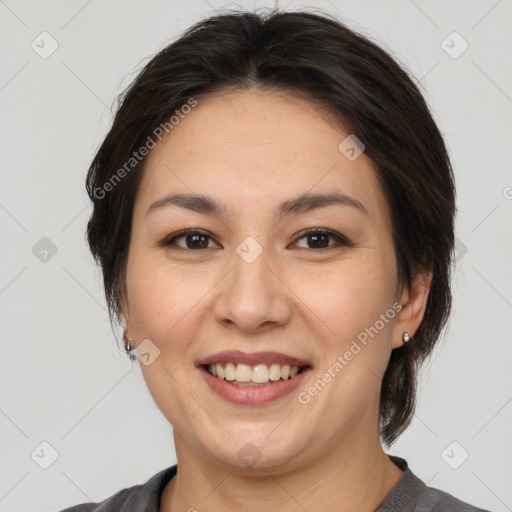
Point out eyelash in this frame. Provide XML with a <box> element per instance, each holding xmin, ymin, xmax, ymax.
<box><xmin>160</xmin><ymin>227</ymin><xmax>351</xmax><ymax>251</ymax></box>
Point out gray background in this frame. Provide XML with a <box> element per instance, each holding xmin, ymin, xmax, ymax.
<box><xmin>0</xmin><ymin>0</ymin><xmax>511</xmax><ymax>510</ymax></box>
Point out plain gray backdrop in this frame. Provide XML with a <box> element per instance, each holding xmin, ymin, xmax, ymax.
<box><xmin>1</xmin><ymin>1</ymin><xmax>511</xmax><ymax>511</ymax></box>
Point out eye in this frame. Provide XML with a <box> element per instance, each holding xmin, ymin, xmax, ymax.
<box><xmin>291</xmin><ymin>228</ymin><xmax>351</xmax><ymax>250</ymax></box>
<box><xmin>160</xmin><ymin>228</ymin><xmax>351</xmax><ymax>251</ymax></box>
<box><xmin>161</xmin><ymin>229</ymin><xmax>220</xmax><ymax>250</ymax></box>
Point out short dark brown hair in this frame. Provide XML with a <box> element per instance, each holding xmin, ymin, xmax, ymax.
<box><xmin>85</xmin><ymin>9</ymin><xmax>456</xmax><ymax>447</ymax></box>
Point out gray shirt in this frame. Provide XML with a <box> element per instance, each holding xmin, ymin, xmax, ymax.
<box><xmin>57</xmin><ymin>456</ymin><xmax>492</xmax><ymax>511</ymax></box>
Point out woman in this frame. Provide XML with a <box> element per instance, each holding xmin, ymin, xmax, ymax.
<box><xmin>59</xmin><ymin>8</ymin><xmax>491</xmax><ymax>512</ymax></box>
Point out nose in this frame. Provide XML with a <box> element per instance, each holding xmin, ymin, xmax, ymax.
<box><xmin>213</xmin><ymin>240</ymin><xmax>293</xmax><ymax>334</ymax></box>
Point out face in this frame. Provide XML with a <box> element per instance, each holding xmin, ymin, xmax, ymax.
<box><xmin>123</xmin><ymin>89</ymin><xmax>408</xmax><ymax>471</ymax></box>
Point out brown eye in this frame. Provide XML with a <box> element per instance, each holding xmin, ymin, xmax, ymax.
<box><xmin>162</xmin><ymin>230</ymin><xmax>220</xmax><ymax>250</ymax></box>
<box><xmin>293</xmin><ymin>228</ymin><xmax>350</xmax><ymax>250</ymax></box>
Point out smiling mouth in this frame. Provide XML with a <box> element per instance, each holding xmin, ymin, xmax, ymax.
<box><xmin>203</xmin><ymin>362</ymin><xmax>311</xmax><ymax>387</ymax></box>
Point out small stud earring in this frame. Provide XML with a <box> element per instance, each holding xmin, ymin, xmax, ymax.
<box><xmin>123</xmin><ymin>330</ymin><xmax>132</xmax><ymax>350</ymax></box>
<box><xmin>123</xmin><ymin>330</ymin><xmax>137</xmax><ymax>360</ymax></box>
<box><xmin>403</xmin><ymin>332</ymin><xmax>411</xmax><ymax>343</ymax></box>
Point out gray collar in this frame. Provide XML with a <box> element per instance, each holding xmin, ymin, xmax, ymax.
<box><xmin>137</xmin><ymin>455</ymin><xmax>427</xmax><ymax>512</ymax></box>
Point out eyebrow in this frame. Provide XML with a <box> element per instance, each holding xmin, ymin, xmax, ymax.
<box><xmin>145</xmin><ymin>191</ymin><xmax>368</xmax><ymax>218</ymax></box>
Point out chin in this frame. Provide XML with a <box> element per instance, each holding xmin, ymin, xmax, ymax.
<box><xmin>191</xmin><ymin>424</ymin><xmax>310</xmax><ymax>472</ymax></box>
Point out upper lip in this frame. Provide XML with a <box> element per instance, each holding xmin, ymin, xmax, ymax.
<box><xmin>195</xmin><ymin>350</ymin><xmax>312</xmax><ymax>368</ymax></box>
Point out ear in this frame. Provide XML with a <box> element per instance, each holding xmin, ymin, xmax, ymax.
<box><xmin>392</xmin><ymin>263</ymin><xmax>433</xmax><ymax>349</ymax></box>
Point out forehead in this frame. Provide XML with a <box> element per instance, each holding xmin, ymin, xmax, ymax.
<box><xmin>134</xmin><ymin>90</ymin><xmax>390</xmax><ymax>224</ymax></box>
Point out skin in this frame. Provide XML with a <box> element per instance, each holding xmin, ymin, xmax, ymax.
<box><xmin>122</xmin><ymin>88</ymin><xmax>432</xmax><ymax>511</ymax></box>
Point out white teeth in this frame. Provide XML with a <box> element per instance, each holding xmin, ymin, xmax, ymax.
<box><xmin>252</xmin><ymin>364</ymin><xmax>269</xmax><ymax>383</ymax></box>
<box><xmin>235</xmin><ymin>363</ymin><xmax>252</xmax><ymax>382</ymax></box>
<box><xmin>224</xmin><ymin>362</ymin><xmax>236</xmax><ymax>381</ymax></box>
<box><xmin>207</xmin><ymin>362</ymin><xmax>303</xmax><ymax>384</ymax></box>
<box><xmin>269</xmin><ymin>363</ymin><xmax>281</xmax><ymax>381</ymax></box>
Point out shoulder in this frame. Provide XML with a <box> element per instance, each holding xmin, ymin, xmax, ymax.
<box><xmin>379</xmin><ymin>456</ymin><xmax>492</xmax><ymax>512</ymax></box>
<box><xmin>416</xmin><ymin>486</ymin><xmax>492</xmax><ymax>512</ymax></box>
<box><xmin>56</xmin><ymin>487</ymin><xmax>132</xmax><ymax>512</ymax></box>
<box><xmin>56</xmin><ymin>465</ymin><xmax>177</xmax><ymax>512</ymax></box>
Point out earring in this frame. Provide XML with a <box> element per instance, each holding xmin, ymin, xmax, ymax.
<box><xmin>123</xmin><ymin>330</ymin><xmax>137</xmax><ymax>360</ymax></box>
<box><xmin>403</xmin><ymin>332</ymin><xmax>411</xmax><ymax>344</ymax></box>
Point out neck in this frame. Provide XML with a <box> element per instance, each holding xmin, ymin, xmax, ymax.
<box><xmin>160</xmin><ymin>425</ymin><xmax>404</xmax><ymax>511</ymax></box>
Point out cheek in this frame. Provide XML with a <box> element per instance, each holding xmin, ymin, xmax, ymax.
<box><xmin>292</xmin><ymin>255</ymin><xmax>395</xmax><ymax>339</ymax></box>
<box><xmin>291</xmin><ymin>251</ymin><xmax>397</xmax><ymax>409</ymax></box>
<box><xmin>125</xmin><ymin>252</ymin><xmax>203</xmax><ymax>344</ymax></box>
<box><xmin>127</xmin><ymin>255</ymin><xmax>211</xmax><ymax>428</ymax></box>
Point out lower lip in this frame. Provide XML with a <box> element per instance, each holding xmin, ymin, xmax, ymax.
<box><xmin>198</xmin><ymin>366</ymin><xmax>311</xmax><ymax>405</ymax></box>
